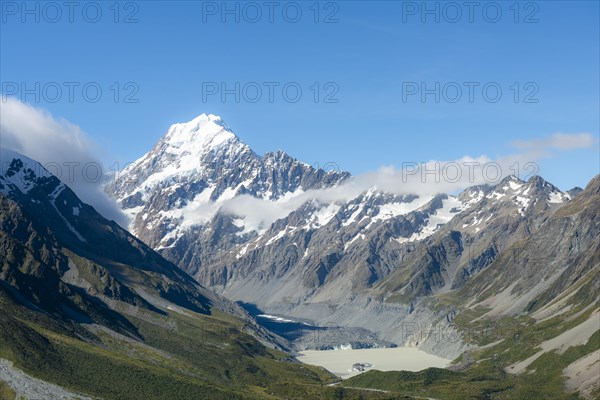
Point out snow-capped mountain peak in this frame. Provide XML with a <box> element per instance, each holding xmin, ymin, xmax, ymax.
<box><xmin>113</xmin><ymin>114</ymin><xmax>254</xmax><ymax>201</ymax></box>
<box><xmin>105</xmin><ymin>113</ymin><xmax>350</xmax><ymax>244</ymax></box>
<box><xmin>162</xmin><ymin>113</ymin><xmax>238</xmax><ymax>154</ymax></box>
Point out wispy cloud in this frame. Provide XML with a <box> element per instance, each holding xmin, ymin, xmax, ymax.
<box><xmin>161</xmin><ymin>155</ymin><xmax>527</xmax><ymax>231</ymax></box>
<box><xmin>512</xmin><ymin>132</ymin><xmax>596</xmax><ymax>151</ymax></box>
<box><xmin>0</xmin><ymin>97</ymin><xmax>127</xmax><ymax>226</ymax></box>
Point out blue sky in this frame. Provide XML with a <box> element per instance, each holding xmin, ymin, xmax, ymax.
<box><xmin>1</xmin><ymin>0</ymin><xmax>598</xmax><ymax>190</ymax></box>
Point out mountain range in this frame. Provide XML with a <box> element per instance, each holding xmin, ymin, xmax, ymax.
<box><xmin>0</xmin><ymin>113</ymin><xmax>598</xmax><ymax>399</ymax></box>
<box><xmin>105</xmin><ymin>114</ymin><xmax>597</xmax><ymax>351</ymax></box>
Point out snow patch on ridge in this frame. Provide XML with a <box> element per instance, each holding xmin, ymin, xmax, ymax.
<box><xmin>408</xmin><ymin>196</ymin><xmax>463</xmax><ymax>241</ymax></box>
<box><xmin>311</xmin><ymin>202</ymin><xmax>341</xmax><ymax>228</ymax></box>
<box><xmin>548</xmin><ymin>191</ymin><xmax>567</xmax><ymax>204</ymax></box>
<box><xmin>371</xmin><ymin>196</ymin><xmax>433</xmax><ymax>223</ymax></box>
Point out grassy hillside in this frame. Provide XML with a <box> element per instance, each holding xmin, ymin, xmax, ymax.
<box><xmin>0</xmin><ymin>285</ymin><xmax>408</xmax><ymax>400</ymax></box>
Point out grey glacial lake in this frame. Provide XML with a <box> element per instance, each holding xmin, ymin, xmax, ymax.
<box><xmin>297</xmin><ymin>347</ymin><xmax>452</xmax><ymax>379</ymax></box>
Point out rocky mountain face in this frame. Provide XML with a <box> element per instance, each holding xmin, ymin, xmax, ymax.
<box><xmin>105</xmin><ymin>114</ymin><xmax>596</xmax><ymax>366</ymax></box>
<box><xmin>378</xmin><ymin>174</ymin><xmax>573</xmax><ymax>299</ymax></box>
<box><xmin>1</xmin><ymin>148</ymin><xmax>218</xmax><ymax>318</ymax></box>
<box><xmin>0</xmin><ymin>148</ymin><xmax>294</xmax><ymax>349</ymax></box>
<box><xmin>453</xmin><ymin>174</ymin><xmax>599</xmax><ymax>318</ymax></box>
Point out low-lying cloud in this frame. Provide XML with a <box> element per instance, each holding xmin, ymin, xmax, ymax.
<box><xmin>203</xmin><ymin>136</ymin><xmax>594</xmax><ymax>230</ymax></box>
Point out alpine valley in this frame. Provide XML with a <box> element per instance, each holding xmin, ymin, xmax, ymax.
<box><xmin>0</xmin><ymin>114</ymin><xmax>598</xmax><ymax>399</ymax></box>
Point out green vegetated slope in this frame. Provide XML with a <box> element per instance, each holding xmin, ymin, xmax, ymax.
<box><xmin>0</xmin><ymin>288</ymin><xmax>414</xmax><ymax>400</ymax></box>
<box><xmin>3</xmin><ymin>264</ymin><xmax>423</xmax><ymax>400</ymax></box>
<box><xmin>0</xmin><ymin>289</ymin><xmax>301</xmax><ymax>399</ymax></box>
<box><xmin>343</xmin><ymin>177</ymin><xmax>600</xmax><ymax>399</ymax></box>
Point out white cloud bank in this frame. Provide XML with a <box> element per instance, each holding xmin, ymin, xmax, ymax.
<box><xmin>0</xmin><ymin>97</ymin><xmax>128</xmax><ymax>226</ymax></box>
